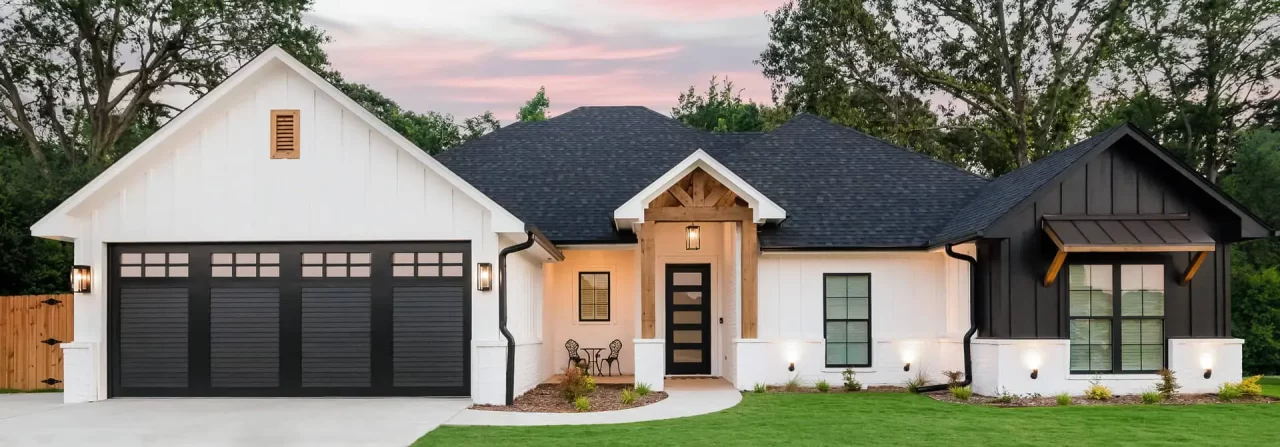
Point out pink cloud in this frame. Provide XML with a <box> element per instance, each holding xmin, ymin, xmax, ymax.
<box><xmin>621</xmin><ymin>0</ymin><xmax>785</xmax><ymax>20</ymax></box>
<box><xmin>509</xmin><ymin>44</ymin><xmax>683</xmax><ymax>61</ymax></box>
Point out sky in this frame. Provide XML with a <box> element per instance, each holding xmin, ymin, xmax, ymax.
<box><xmin>306</xmin><ymin>0</ymin><xmax>785</xmax><ymax>123</ymax></box>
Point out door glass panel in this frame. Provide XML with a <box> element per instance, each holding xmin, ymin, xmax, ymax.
<box><xmin>673</xmin><ymin>291</ymin><xmax>702</xmax><ymax>305</ymax></box>
<box><xmin>673</xmin><ymin>349</ymin><xmax>701</xmax><ymax>363</ymax></box>
<box><xmin>673</xmin><ymin>311</ymin><xmax>701</xmax><ymax>325</ymax></box>
<box><xmin>673</xmin><ymin>272</ymin><xmax>702</xmax><ymax>286</ymax></box>
<box><xmin>673</xmin><ymin>330</ymin><xmax>702</xmax><ymax>344</ymax></box>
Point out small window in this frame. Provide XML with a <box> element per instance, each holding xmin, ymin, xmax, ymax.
<box><xmin>302</xmin><ymin>252</ymin><xmax>371</xmax><ymax>278</ymax></box>
<box><xmin>120</xmin><ymin>252</ymin><xmax>189</xmax><ymax>278</ymax></box>
<box><xmin>270</xmin><ymin>109</ymin><xmax>300</xmax><ymax>159</ymax></box>
<box><xmin>211</xmin><ymin>252</ymin><xmax>280</xmax><ymax>278</ymax></box>
<box><xmin>579</xmin><ymin>272</ymin><xmax>610</xmax><ymax>321</ymax></box>
<box><xmin>825</xmin><ymin>274</ymin><xmax>870</xmax><ymax>367</ymax></box>
<box><xmin>392</xmin><ymin>252</ymin><xmax>465</xmax><ymax>277</ymax></box>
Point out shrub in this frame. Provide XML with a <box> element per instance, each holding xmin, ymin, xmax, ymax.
<box><xmin>583</xmin><ymin>376</ymin><xmax>597</xmax><ymax>393</ymax></box>
<box><xmin>842</xmin><ymin>368</ymin><xmax>863</xmax><ymax>391</ymax></box>
<box><xmin>1141</xmin><ymin>390</ymin><xmax>1163</xmax><ymax>404</ymax></box>
<box><xmin>783</xmin><ymin>375</ymin><xmax>802</xmax><ymax>392</ymax></box>
<box><xmin>620</xmin><ymin>388</ymin><xmax>638</xmax><ymax>405</ymax></box>
<box><xmin>573</xmin><ymin>396</ymin><xmax>590</xmax><ymax>412</ymax></box>
<box><xmin>905</xmin><ymin>370</ymin><xmax>930</xmax><ymax>393</ymax></box>
<box><xmin>1084</xmin><ymin>380</ymin><xmax>1113</xmax><ymax>401</ymax></box>
<box><xmin>994</xmin><ymin>387</ymin><xmax>1015</xmax><ymax>404</ymax></box>
<box><xmin>635</xmin><ymin>382</ymin><xmax>652</xmax><ymax>396</ymax></box>
<box><xmin>949</xmin><ymin>385</ymin><xmax>973</xmax><ymax>400</ymax></box>
<box><xmin>942</xmin><ymin>370</ymin><xmax>965</xmax><ymax>387</ymax></box>
<box><xmin>1155</xmin><ymin>369</ymin><xmax>1180</xmax><ymax>398</ymax></box>
<box><xmin>1239</xmin><ymin>375</ymin><xmax>1264</xmax><ymax>397</ymax></box>
<box><xmin>816</xmin><ymin>380</ymin><xmax>831</xmax><ymax>392</ymax></box>
<box><xmin>1218</xmin><ymin>382</ymin><xmax>1243</xmax><ymax>401</ymax></box>
<box><xmin>574</xmin><ymin>360</ymin><xmax>591</xmax><ymax>376</ymax></box>
<box><xmin>558</xmin><ymin>366</ymin><xmax>591</xmax><ymax>402</ymax></box>
<box><xmin>1056</xmin><ymin>393</ymin><xmax>1072</xmax><ymax>406</ymax></box>
<box><xmin>752</xmin><ymin>383</ymin><xmax>767</xmax><ymax>394</ymax></box>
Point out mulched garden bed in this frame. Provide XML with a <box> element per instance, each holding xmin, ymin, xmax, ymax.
<box><xmin>471</xmin><ymin>383</ymin><xmax>668</xmax><ymax>413</ymax></box>
<box><xmin>927</xmin><ymin>390</ymin><xmax>1278</xmax><ymax>407</ymax></box>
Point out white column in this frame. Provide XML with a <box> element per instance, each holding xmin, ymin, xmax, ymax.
<box><xmin>633</xmin><ymin>339</ymin><xmax>665</xmax><ymax>391</ymax></box>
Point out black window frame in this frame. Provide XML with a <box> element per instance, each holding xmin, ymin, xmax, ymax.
<box><xmin>1066</xmin><ymin>263</ymin><xmax>1167</xmax><ymax>375</ymax></box>
<box><xmin>578</xmin><ymin>271</ymin><xmax>611</xmax><ymax>322</ymax></box>
<box><xmin>823</xmin><ymin>273</ymin><xmax>872</xmax><ymax>368</ymax></box>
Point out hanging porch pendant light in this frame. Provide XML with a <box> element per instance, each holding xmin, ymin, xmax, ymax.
<box><xmin>686</xmin><ymin>224</ymin><xmax>701</xmax><ymax>251</ymax></box>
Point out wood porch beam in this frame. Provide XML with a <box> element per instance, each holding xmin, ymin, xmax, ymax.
<box><xmin>741</xmin><ymin>220</ymin><xmax>759</xmax><ymax>339</ymax></box>
<box><xmin>644</xmin><ymin>206</ymin><xmax>752</xmax><ymax>222</ymax></box>
<box><xmin>667</xmin><ymin>185</ymin><xmax>695</xmax><ymax>207</ymax></box>
<box><xmin>1181</xmin><ymin>251</ymin><xmax>1209</xmax><ymax>285</ymax></box>
<box><xmin>1043</xmin><ymin>249</ymin><xmax>1067</xmax><ymax>287</ymax></box>
<box><xmin>640</xmin><ymin>220</ymin><xmax>656</xmax><ymax>338</ymax></box>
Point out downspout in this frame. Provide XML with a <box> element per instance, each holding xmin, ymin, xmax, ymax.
<box><xmin>917</xmin><ymin>243</ymin><xmax>978</xmax><ymax>393</ymax></box>
<box><xmin>499</xmin><ymin>232</ymin><xmax>535</xmax><ymax>405</ymax></box>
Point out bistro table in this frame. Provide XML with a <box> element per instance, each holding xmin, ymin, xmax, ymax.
<box><xmin>582</xmin><ymin>347</ymin><xmax>605</xmax><ymax>376</ymax></box>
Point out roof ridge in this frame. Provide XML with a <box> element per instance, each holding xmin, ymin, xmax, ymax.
<box><xmin>784</xmin><ymin>113</ymin><xmax>987</xmax><ymax>181</ymax></box>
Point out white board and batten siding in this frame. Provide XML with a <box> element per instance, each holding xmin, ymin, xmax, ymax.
<box><xmin>51</xmin><ymin>57</ymin><xmax>530</xmax><ymax>402</ymax></box>
<box><xmin>72</xmin><ymin>62</ymin><xmax>493</xmax><ymax>245</ymax></box>
<box><xmin>739</xmin><ymin>248</ymin><xmax>972</xmax><ymax>387</ymax></box>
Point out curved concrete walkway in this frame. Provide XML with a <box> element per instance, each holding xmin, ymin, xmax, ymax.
<box><xmin>445</xmin><ymin>378</ymin><xmax>741</xmax><ymax>426</ymax></box>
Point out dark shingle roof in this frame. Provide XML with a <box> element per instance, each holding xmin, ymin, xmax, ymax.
<box><xmin>929</xmin><ymin>124</ymin><xmax>1127</xmax><ymax>245</ymax></box>
<box><xmin>435</xmin><ymin>106</ymin><xmax>989</xmax><ymax>248</ymax></box>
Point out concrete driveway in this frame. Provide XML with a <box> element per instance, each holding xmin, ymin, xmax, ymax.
<box><xmin>0</xmin><ymin>393</ymin><xmax>469</xmax><ymax>447</ymax></box>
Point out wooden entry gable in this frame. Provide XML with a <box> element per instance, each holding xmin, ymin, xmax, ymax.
<box><xmin>639</xmin><ymin>167</ymin><xmax>758</xmax><ymax>340</ymax></box>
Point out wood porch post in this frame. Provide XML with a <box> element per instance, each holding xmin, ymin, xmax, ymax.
<box><xmin>741</xmin><ymin>220</ymin><xmax>758</xmax><ymax>338</ymax></box>
<box><xmin>640</xmin><ymin>220</ymin><xmax>656</xmax><ymax>338</ymax></box>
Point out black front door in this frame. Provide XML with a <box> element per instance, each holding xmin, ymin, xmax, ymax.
<box><xmin>666</xmin><ymin>264</ymin><xmax>711</xmax><ymax>375</ymax></box>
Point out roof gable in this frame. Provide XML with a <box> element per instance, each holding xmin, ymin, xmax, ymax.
<box><xmin>613</xmin><ymin>149</ymin><xmax>786</xmax><ymax>229</ymax></box>
<box><xmin>932</xmin><ymin>124</ymin><xmax>1274</xmax><ymax>245</ymax></box>
<box><xmin>32</xmin><ymin>46</ymin><xmax>523</xmax><ymax>240</ymax></box>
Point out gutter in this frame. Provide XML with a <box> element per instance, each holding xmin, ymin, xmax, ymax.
<box><xmin>498</xmin><ymin>231</ymin><xmax>536</xmax><ymax>405</ymax></box>
<box><xmin>917</xmin><ymin>243</ymin><xmax>978</xmax><ymax>393</ymax></box>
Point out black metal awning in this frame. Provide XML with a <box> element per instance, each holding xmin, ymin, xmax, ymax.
<box><xmin>1040</xmin><ymin>214</ymin><xmax>1215</xmax><ymax>286</ymax></box>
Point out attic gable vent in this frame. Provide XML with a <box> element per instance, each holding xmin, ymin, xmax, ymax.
<box><xmin>270</xmin><ymin>109</ymin><xmax>300</xmax><ymax>159</ymax></box>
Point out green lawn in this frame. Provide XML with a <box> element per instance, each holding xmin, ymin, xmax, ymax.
<box><xmin>419</xmin><ymin>390</ymin><xmax>1279</xmax><ymax>446</ymax></box>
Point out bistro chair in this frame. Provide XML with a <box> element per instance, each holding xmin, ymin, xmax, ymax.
<box><xmin>599</xmin><ymin>339</ymin><xmax>623</xmax><ymax>376</ymax></box>
<box><xmin>565</xmin><ymin>339</ymin><xmax>585</xmax><ymax>372</ymax></box>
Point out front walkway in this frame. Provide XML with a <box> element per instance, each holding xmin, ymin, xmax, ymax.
<box><xmin>445</xmin><ymin>377</ymin><xmax>741</xmax><ymax>426</ymax></box>
<box><xmin>0</xmin><ymin>393</ymin><xmax>470</xmax><ymax>447</ymax></box>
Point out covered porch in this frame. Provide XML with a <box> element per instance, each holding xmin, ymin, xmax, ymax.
<box><xmin>540</xmin><ymin>150</ymin><xmax>784</xmax><ymax>390</ymax></box>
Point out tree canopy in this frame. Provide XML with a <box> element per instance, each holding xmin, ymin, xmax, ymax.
<box><xmin>672</xmin><ymin>77</ymin><xmax>772</xmax><ymax>132</ymax></box>
<box><xmin>517</xmin><ymin>86</ymin><xmax>550</xmax><ymax>122</ymax></box>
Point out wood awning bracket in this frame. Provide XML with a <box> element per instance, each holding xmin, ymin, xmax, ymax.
<box><xmin>1180</xmin><ymin>251</ymin><xmax>1209</xmax><ymax>285</ymax></box>
<box><xmin>1043</xmin><ymin>249</ymin><xmax>1067</xmax><ymax>287</ymax></box>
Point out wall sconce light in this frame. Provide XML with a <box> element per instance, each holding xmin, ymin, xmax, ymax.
<box><xmin>71</xmin><ymin>265</ymin><xmax>91</xmax><ymax>294</ymax></box>
<box><xmin>1024</xmin><ymin>350</ymin><xmax>1043</xmax><ymax>380</ymax></box>
<box><xmin>903</xmin><ymin>362</ymin><xmax>911</xmax><ymax>372</ymax></box>
<box><xmin>788</xmin><ymin>362</ymin><xmax>795</xmax><ymax>372</ymax></box>
<box><xmin>685</xmin><ymin>224</ymin><xmax>700</xmax><ymax>250</ymax></box>
<box><xmin>476</xmin><ymin>263</ymin><xmax>492</xmax><ymax>291</ymax></box>
<box><xmin>1030</xmin><ymin>369</ymin><xmax>1039</xmax><ymax>380</ymax></box>
<box><xmin>1200</xmin><ymin>352</ymin><xmax>1214</xmax><ymax>379</ymax></box>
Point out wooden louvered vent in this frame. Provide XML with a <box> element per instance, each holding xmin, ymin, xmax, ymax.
<box><xmin>270</xmin><ymin>109</ymin><xmax>301</xmax><ymax>159</ymax></box>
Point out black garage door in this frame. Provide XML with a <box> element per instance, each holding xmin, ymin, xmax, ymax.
<box><xmin>108</xmin><ymin>242</ymin><xmax>470</xmax><ymax>397</ymax></box>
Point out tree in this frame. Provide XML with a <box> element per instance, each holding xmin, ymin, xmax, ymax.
<box><xmin>461</xmin><ymin>111</ymin><xmax>501</xmax><ymax>141</ymax></box>
<box><xmin>1101</xmin><ymin>0</ymin><xmax>1280</xmax><ymax>183</ymax></box>
<box><xmin>672</xmin><ymin>76</ymin><xmax>768</xmax><ymax>132</ymax></box>
<box><xmin>517</xmin><ymin>86</ymin><xmax>550</xmax><ymax>122</ymax></box>
<box><xmin>0</xmin><ymin>0</ymin><xmax>330</xmax><ymax>173</ymax></box>
<box><xmin>1221</xmin><ymin>129</ymin><xmax>1280</xmax><ymax>374</ymax></box>
<box><xmin>760</xmin><ymin>0</ymin><xmax>1128</xmax><ymax>169</ymax></box>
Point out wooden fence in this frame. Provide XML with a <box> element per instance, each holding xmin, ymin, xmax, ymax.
<box><xmin>1</xmin><ymin>294</ymin><xmax>73</xmax><ymax>390</ymax></box>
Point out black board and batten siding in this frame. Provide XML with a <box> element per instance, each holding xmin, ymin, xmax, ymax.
<box><xmin>109</xmin><ymin>242</ymin><xmax>470</xmax><ymax>397</ymax></box>
<box><xmin>976</xmin><ymin>139</ymin><xmax>1236</xmax><ymax>339</ymax></box>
